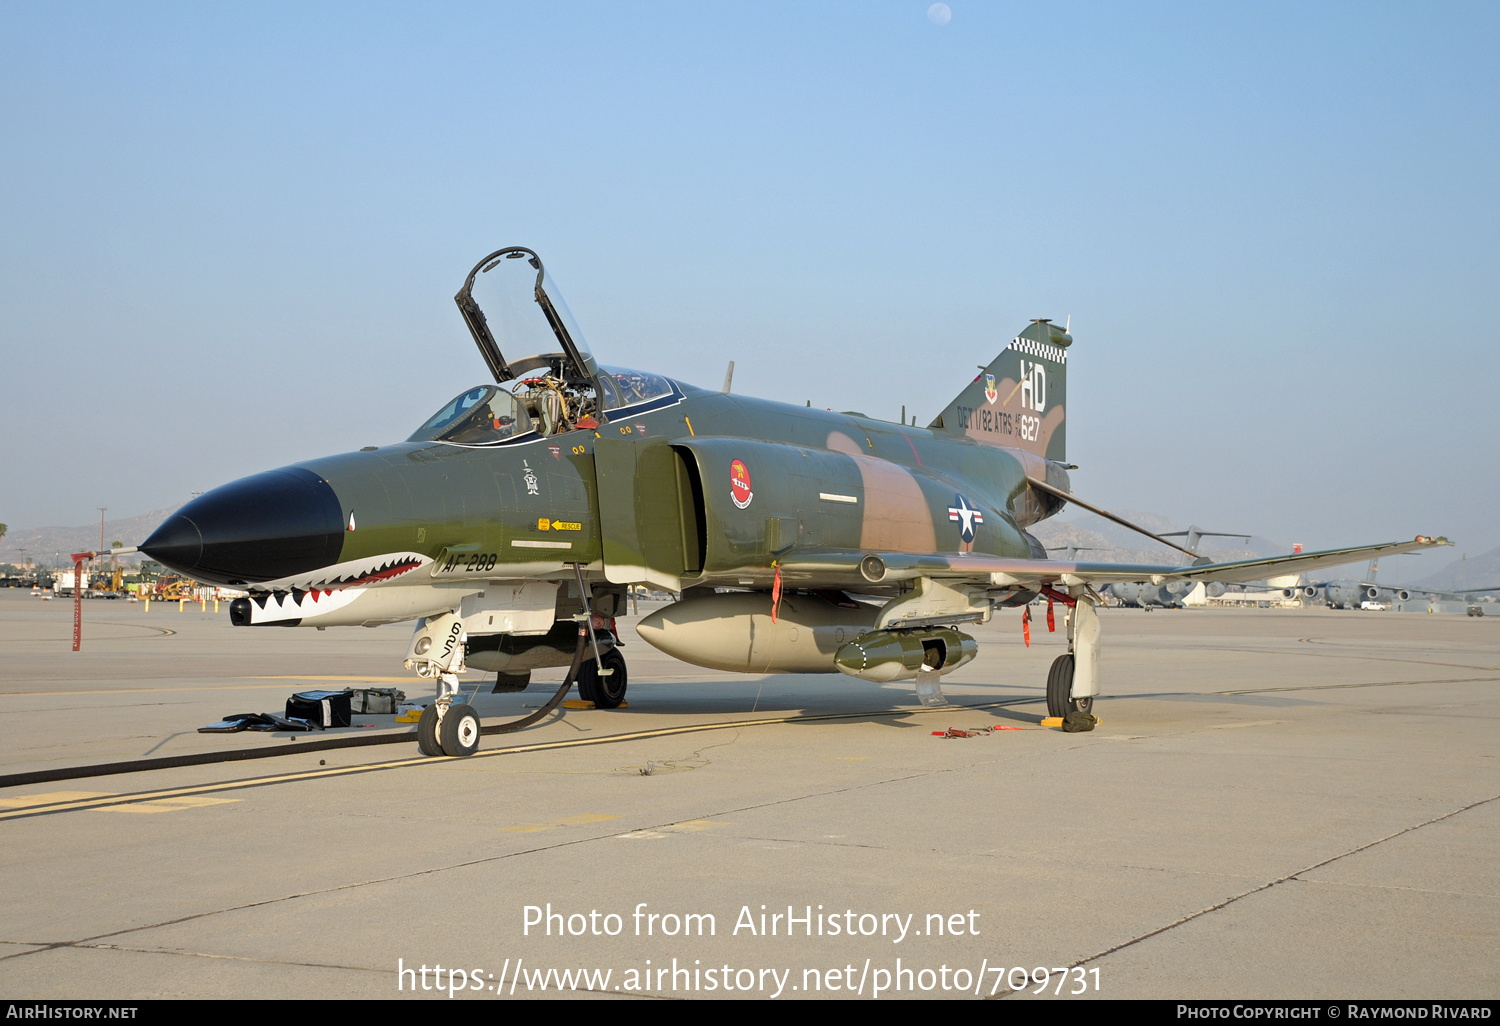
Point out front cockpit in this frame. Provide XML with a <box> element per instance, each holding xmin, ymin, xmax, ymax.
<box><xmin>407</xmin><ymin>385</ymin><xmax>532</xmax><ymax>446</ymax></box>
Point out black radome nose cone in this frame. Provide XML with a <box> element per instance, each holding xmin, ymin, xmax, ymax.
<box><xmin>140</xmin><ymin>515</ymin><xmax>203</xmax><ymax>572</ymax></box>
<box><xmin>141</xmin><ymin>467</ymin><xmax>345</xmax><ymax>585</ymax></box>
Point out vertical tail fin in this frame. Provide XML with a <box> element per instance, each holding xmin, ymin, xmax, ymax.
<box><xmin>929</xmin><ymin>319</ymin><xmax>1071</xmax><ymax>463</ymax></box>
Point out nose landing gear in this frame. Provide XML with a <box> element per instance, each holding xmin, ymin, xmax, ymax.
<box><xmin>404</xmin><ymin>565</ymin><xmax>619</xmax><ymax>756</ymax></box>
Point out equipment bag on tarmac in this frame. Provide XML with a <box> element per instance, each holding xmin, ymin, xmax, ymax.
<box><xmin>286</xmin><ymin>690</ymin><xmax>354</xmax><ymax>728</ymax></box>
<box><xmin>348</xmin><ymin>688</ymin><xmax>404</xmax><ymax>714</ymax></box>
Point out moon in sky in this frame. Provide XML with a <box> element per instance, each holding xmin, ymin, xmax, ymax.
<box><xmin>927</xmin><ymin>3</ymin><xmax>952</xmax><ymax>26</ymax></box>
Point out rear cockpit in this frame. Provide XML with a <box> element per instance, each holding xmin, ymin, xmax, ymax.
<box><xmin>430</xmin><ymin>247</ymin><xmax>684</xmax><ymax>442</ymax></box>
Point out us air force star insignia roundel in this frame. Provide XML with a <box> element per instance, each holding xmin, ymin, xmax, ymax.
<box><xmin>947</xmin><ymin>494</ymin><xmax>984</xmax><ymax>543</ymax></box>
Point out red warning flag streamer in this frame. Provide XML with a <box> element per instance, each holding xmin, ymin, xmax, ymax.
<box><xmin>770</xmin><ymin>561</ymin><xmax>783</xmax><ymax>624</ymax></box>
<box><xmin>1046</xmin><ymin>597</ymin><xmax>1055</xmax><ymax>633</ymax></box>
<box><xmin>1022</xmin><ymin>606</ymin><xmax>1031</xmax><ymax>647</ymax></box>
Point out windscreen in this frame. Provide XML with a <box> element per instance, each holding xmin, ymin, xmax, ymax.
<box><xmin>408</xmin><ymin>385</ymin><xmax>532</xmax><ymax>445</ymax></box>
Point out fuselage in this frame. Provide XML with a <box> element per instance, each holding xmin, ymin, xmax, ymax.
<box><xmin>141</xmin><ymin>376</ymin><xmax>1071</xmax><ymax>627</ymax></box>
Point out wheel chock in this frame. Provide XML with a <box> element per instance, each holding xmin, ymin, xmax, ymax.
<box><xmin>1042</xmin><ymin>715</ymin><xmax>1102</xmax><ymax>729</ymax></box>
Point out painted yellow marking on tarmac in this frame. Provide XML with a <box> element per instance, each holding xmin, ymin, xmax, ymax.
<box><xmin>662</xmin><ymin>820</ymin><xmax>730</xmax><ymax>833</ymax></box>
<box><xmin>0</xmin><ymin>700</ymin><xmax>1026</xmax><ymax>822</ymax></box>
<box><xmin>0</xmin><ymin>790</ymin><xmax>113</xmax><ymax>808</ymax></box>
<box><xmin>251</xmin><ymin>676</ymin><xmax>415</xmax><ymax>683</ymax></box>
<box><xmin>501</xmin><ymin>813</ymin><xmax>620</xmax><ymax>834</ymax></box>
<box><xmin>1205</xmin><ymin>720</ymin><xmax>1282</xmax><ymax>730</ymax></box>
<box><xmin>2</xmin><ymin>673</ymin><xmax>428</xmax><ymax>697</ymax></box>
<box><xmin>96</xmin><ymin>796</ymin><xmax>239</xmax><ymax>814</ymax></box>
<box><xmin>621</xmin><ymin>819</ymin><xmax>730</xmax><ymax>840</ymax></box>
<box><xmin>1</xmin><ymin>683</ymin><xmax>300</xmax><ymax>698</ymax></box>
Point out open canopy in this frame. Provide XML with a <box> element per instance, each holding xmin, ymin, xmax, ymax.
<box><xmin>454</xmin><ymin>247</ymin><xmax>598</xmax><ymax>384</ymax></box>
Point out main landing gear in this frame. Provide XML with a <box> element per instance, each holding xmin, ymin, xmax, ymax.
<box><xmin>576</xmin><ymin>645</ymin><xmax>628</xmax><ymax>709</ymax></box>
<box><xmin>1043</xmin><ymin>593</ymin><xmax>1101</xmax><ymax>729</ymax></box>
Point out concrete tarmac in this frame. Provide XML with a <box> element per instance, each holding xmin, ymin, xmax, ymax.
<box><xmin>0</xmin><ymin>589</ymin><xmax>1496</xmax><ymax>1000</ymax></box>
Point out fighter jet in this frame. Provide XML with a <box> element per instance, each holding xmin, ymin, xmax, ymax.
<box><xmin>138</xmin><ymin>247</ymin><xmax>1449</xmax><ymax>755</ymax></box>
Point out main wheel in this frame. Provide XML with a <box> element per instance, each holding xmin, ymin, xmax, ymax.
<box><xmin>591</xmin><ymin>649</ymin><xmax>628</xmax><ymax>709</ymax></box>
<box><xmin>1046</xmin><ymin>654</ymin><xmax>1094</xmax><ymax>718</ymax></box>
<box><xmin>575</xmin><ymin>664</ymin><xmax>598</xmax><ymax>704</ymax></box>
<box><xmin>417</xmin><ymin>705</ymin><xmax>443</xmax><ymax>757</ymax></box>
<box><xmin>1046</xmin><ymin>654</ymin><xmax>1073</xmax><ymax>719</ymax></box>
<box><xmin>440</xmin><ymin>703</ymin><xmax>482</xmax><ymax>757</ymax></box>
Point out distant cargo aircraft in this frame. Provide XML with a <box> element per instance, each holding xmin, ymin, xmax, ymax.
<box><xmin>1091</xmin><ymin>527</ymin><xmax>1252</xmax><ymax>609</ymax></box>
<box><xmin>1311</xmin><ymin>560</ymin><xmax>1500</xmax><ymax>609</ymax></box>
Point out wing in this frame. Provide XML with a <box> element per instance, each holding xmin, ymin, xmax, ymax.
<box><xmin>1402</xmin><ymin>584</ymin><xmax>1500</xmax><ymax>597</ymax></box>
<box><xmin>776</xmin><ymin>536</ymin><xmax>1450</xmax><ymax>589</ymax></box>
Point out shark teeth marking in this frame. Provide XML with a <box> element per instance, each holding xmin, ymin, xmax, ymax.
<box><xmin>246</xmin><ymin>552</ymin><xmax>430</xmax><ymax>597</ymax></box>
<box><xmin>317</xmin><ymin>556</ymin><xmax>423</xmax><ymax>593</ymax></box>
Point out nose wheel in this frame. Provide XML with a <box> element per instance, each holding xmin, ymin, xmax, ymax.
<box><xmin>440</xmin><ymin>704</ymin><xmax>481</xmax><ymax>757</ymax></box>
<box><xmin>416</xmin><ymin>701</ymin><xmax>483</xmax><ymax>757</ymax></box>
<box><xmin>417</xmin><ymin>705</ymin><xmax>443</xmax><ymax>756</ymax></box>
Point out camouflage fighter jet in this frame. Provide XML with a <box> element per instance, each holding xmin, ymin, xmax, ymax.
<box><xmin>138</xmin><ymin>247</ymin><xmax>1450</xmax><ymax>755</ymax></box>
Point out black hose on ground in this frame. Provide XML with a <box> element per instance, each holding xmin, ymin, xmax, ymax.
<box><xmin>479</xmin><ymin>622</ymin><xmax>585</xmax><ymax>736</ymax></box>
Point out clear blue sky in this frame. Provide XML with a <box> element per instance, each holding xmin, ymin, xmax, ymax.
<box><xmin>2</xmin><ymin>2</ymin><xmax>1496</xmax><ymax>573</ymax></box>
